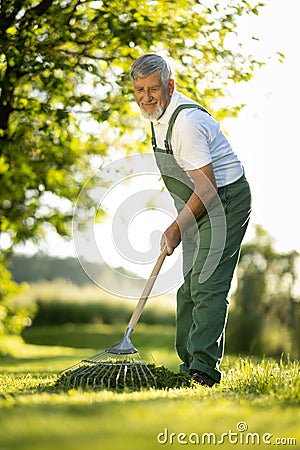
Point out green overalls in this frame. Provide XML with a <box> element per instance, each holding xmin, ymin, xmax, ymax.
<box><xmin>151</xmin><ymin>104</ymin><xmax>251</xmax><ymax>382</ymax></box>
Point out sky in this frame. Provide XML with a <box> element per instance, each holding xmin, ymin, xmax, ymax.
<box><xmin>223</xmin><ymin>0</ymin><xmax>300</xmax><ymax>255</ymax></box>
<box><xmin>17</xmin><ymin>0</ymin><xmax>300</xmax><ymax>291</ymax></box>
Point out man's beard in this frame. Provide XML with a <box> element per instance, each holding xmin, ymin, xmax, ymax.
<box><xmin>139</xmin><ymin>103</ymin><xmax>164</xmax><ymax>121</ymax></box>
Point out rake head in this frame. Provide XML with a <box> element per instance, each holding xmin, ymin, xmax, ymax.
<box><xmin>57</xmin><ymin>351</ymin><xmax>156</xmax><ymax>391</ymax></box>
<box><xmin>56</xmin><ymin>328</ymin><xmax>157</xmax><ymax>391</ymax></box>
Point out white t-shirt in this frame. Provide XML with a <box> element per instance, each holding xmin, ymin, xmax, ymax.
<box><xmin>152</xmin><ymin>91</ymin><xmax>244</xmax><ymax>188</ymax></box>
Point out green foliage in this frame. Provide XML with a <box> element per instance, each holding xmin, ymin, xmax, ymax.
<box><xmin>228</xmin><ymin>225</ymin><xmax>300</xmax><ymax>357</ymax></box>
<box><xmin>15</xmin><ymin>280</ymin><xmax>175</xmax><ymax>327</ymax></box>
<box><xmin>0</xmin><ymin>254</ymin><xmax>36</xmax><ymax>342</ymax></box>
<box><xmin>30</xmin><ymin>295</ymin><xmax>174</xmax><ymax>327</ymax></box>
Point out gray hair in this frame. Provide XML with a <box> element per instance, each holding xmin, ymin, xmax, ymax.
<box><xmin>130</xmin><ymin>54</ymin><xmax>173</xmax><ymax>86</ymax></box>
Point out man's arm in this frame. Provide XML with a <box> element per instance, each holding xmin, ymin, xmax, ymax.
<box><xmin>161</xmin><ymin>163</ymin><xmax>217</xmax><ymax>255</ymax></box>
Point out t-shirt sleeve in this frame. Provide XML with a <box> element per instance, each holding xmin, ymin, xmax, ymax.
<box><xmin>171</xmin><ymin>109</ymin><xmax>214</xmax><ymax>170</ymax></box>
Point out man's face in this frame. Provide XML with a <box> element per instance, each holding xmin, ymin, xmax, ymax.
<box><xmin>133</xmin><ymin>71</ymin><xmax>175</xmax><ymax>120</ymax></box>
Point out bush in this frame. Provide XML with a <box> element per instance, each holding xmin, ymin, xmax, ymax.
<box><xmin>15</xmin><ymin>280</ymin><xmax>175</xmax><ymax>328</ymax></box>
<box><xmin>0</xmin><ymin>255</ymin><xmax>36</xmax><ymax>344</ymax></box>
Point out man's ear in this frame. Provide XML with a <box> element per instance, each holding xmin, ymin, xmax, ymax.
<box><xmin>169</xmin><ymin>79</ymin><xmax>175</xmax><ymax>95</ymax></box>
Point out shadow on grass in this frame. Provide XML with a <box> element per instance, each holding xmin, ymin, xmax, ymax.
<box><xmin>0</xmin><ymin>354</ymin><xmax>91</xmax><ymax>371</ymax></box>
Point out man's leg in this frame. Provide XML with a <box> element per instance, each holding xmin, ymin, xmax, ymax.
<box><xmin>188</xmin><ymin>251</ymin><xmax>240</xmax><ymax>382</ymax></box>
<box><xmin>175</xmin><ymin>236</ymin><xmax>196</xmax><ymax>372</ymax></box>
<box><xmin>187</xmin><ymin>177</ymin><xmax>251</xmax><ymax>382</ymax></box>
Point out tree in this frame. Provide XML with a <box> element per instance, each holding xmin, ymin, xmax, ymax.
<box><xmin>0</xmin><ymin>0</ymin><xmax>265</xmax><ymax>335</ymax></box>
<box><xmin>227</xmin><ymin>225</ymin><xmax>300</xmax><ymax>356</ymax></box>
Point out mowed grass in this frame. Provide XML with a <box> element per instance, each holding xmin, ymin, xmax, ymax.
<box><xmin>0</xmin><ymin>323</ymin><xmax>299</xmax><ymax>450</ymax></box>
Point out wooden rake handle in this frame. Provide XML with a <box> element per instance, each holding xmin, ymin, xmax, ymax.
<box><xmin>128</xmin><ymin>246</ymin><xmax>168</xmax><ymax>330</ymax></box>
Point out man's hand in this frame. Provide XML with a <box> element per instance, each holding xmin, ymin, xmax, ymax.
<box><xmin>160</xmin><ymin>220</ymin><xmax>181</xmax><ymax>255</ymax></box>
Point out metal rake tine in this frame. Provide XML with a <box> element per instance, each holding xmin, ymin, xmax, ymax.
<box><xmin>130</xmin><ymin>363</ymin><xmax>142</xmax><ymax>389</ymax></box>
<box><xmin>94</xmin><ymin>363</ymin><xmax>112</xmax><ymax>389</ymax></box>
<box><xmin>122</xmin><ymin>364</ymin><xmax>128</xmax><ymax>389</ymax></box>
<box><xmin>115</xmin><ymin>363</ymin><xmax>125</xmax><ymax>390</ymax></box>
<box><xmin>137</xmin><ymin>364</ymin><xmax>147</xmax><ymax>389</ymax></box>
<box><xmin>73</xmin><ymin>365</ymin><xmax>90</xmax><ymax>388</ymax></box>
<box><xmin>128</xmin><ymin>365</ymin><xmax>135</xmax><ymax>389</ymax></box>
<box><xmin>84</xmin><ymin>365</ymin><xmax>100</xmax><ymax>388</ymax></box>
<box><xmin>100</xmin><ymin>363</ymin><xmax>115</xmax><ymax>386</ymax></box>
<box><xmin>145</xmin><ymin>364</ymin><xmax>157</xmax><ymax>388</ymax></box>
<box><xmin>92</xmin><ymin>365</ymin><xmax>106</xmax><ymax>389</ymax></box>
<box><xmin>105</xmin><ymin>364</ymin><xmax>118</xmax><ymax>390</ymax></box>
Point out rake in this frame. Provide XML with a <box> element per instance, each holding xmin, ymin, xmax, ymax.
<box><xmin>57</xmin><ymin>246</ymin><xmax>168</xmax><ymax>391</ymax></box>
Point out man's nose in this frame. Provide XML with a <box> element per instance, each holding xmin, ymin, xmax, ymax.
<box><xmin>143</xmin><ymin>89</ymin><xmax>153</xmax><ymax>102</ymax></box>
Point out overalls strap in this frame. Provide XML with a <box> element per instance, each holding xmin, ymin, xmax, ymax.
<box><xmin>150</xmin><ymin>122</ymin><xmax>158</xmax><ymax>151</ymax></box>
<box><xmin>164</xmin><ymin>103</ymin><xmax>211</xmax><ymax>154</ymax></box>
<box><xmin>150</xmin><ymin>104</ymin><xmax>210</xmax><ymax>210</ymax></box>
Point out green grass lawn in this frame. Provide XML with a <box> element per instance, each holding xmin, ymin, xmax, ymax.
<box><xmin>0</xmin><ymin>324</ymin><xmax>299</xmax><ymax>450</ymax></box>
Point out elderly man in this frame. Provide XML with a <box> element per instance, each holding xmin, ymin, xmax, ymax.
<box><xmin>130</xmin><ymin>54</ymin><xmax>251</xmax><ymax>387</ymax></box>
